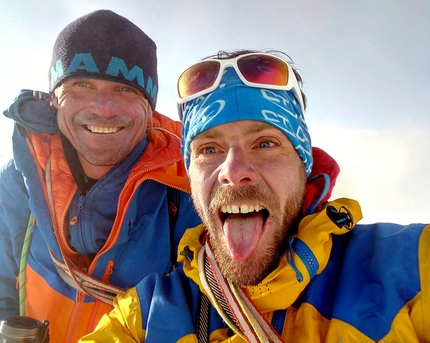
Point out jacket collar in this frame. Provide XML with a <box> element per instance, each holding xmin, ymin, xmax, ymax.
<box><xmin>179</xmin><ymin>198</ymin><xmax>362</xmax><ymax>313</ymax></box>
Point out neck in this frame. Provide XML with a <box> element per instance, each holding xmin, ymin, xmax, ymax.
<box><xmin>78</xmin><ymin>155</ymin><xmax>113</xmax><ymax>180</ymax></box>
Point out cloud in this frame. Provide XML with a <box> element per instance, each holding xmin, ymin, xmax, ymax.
<box><xmin>309</xmin><ymin>124</ymin><xmax>429</xmax><ymax>224</ymax></box>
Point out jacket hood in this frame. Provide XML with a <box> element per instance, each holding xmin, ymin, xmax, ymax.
<box><xmin>303</xmin><ymin>147</ymin><xmax>341</xmax><ymax>215</ymax></box>
<box><xmin>3</xmin><ymin>90</ymin><xmax>59</xmax><ymax>134</ymax></box>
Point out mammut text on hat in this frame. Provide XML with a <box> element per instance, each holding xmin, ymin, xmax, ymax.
<box><xmin>49</xmin><ymin>10</ymin><xmax>158</xmax><ymax>109</ymax></box>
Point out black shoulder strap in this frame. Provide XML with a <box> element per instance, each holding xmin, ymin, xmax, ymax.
<box><xmin>167</xmin><ymin>186</ymin><xmax>180</xmax><ymax>227</ymax></box>
<box><xmin>60</xmin><ymin>133</ymin><xmax>96</xmax><ymax>195</ymax></box>
<box><xmin>167</xmin><ymin>186</ymin><xmax>181</xmax><ymax>267</ymax></box>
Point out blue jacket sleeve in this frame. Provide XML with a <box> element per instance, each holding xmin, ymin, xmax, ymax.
<box><xmin>0</xmin><ymin>159</ymin><xmax>31</xmax><ymax>319</ymax></box>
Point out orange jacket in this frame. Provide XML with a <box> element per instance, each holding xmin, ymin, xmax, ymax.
<box><xmin>0</xmin><ymin>108</ymin><xmax>201</xmax><ymax>342</ymax></box>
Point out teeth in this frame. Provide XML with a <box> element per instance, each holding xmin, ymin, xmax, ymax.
<box><xmin>221</xmin><ymin>205</ymin><xmax>264</xmax><ymax>214</ymax></box>
<box><xmin>87</xmin><ymin>125</ymin><xmax>120</xmax><ymax>133</ymax></box>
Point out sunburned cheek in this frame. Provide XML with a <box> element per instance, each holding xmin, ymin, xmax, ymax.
<box><xmin>56</xmin><ymin>112</ymin><xmax>71</xmax><ymax>134</ymax></box>
<box><xmin>263</xmin><ymin>158</ymin><xmax>302</xmax><ymax>183</ymax></box>
<box><xmin>189</xmin><ymin>163</ymin><xmax>209</xmax><ymax>182</ymax></box>
<box><xmin>191</xmin><ymin>178</ymin><xmax>212</xmax><ymax>212</ymax></box>
<box><xmin>129</xmin><ymin>108</ymin><xmax>149</xmax><ymax>128</ymax></box>
<box><xmin>58</xmin><ymin>98</ymin><xmax>89</xmax><ymax>117</ymax></box>
<box><xmin>261</xmin><ymin>158</ymin><xmax>286</xmax><ymax>169</ymax></box>
<box><xmin>191</xmin><ymin>182</ymin><xmax>207</xmax><ymax>206</ymax></box>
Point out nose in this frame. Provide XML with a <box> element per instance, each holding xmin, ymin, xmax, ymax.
<box><xmin>90</xmin><ymin>89</ymin><xmax>117</xmax><ymax>117</ymax></box>
<box><xmin>218</xmin><ymin>147</ymin><xmax>258</xmax><ymax>186</ymax></box>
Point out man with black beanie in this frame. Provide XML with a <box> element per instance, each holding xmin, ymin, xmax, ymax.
<box><xmin>0</xmin><ymin>10</ymin><xmax>200</xmax><ymax>342</ymax></box>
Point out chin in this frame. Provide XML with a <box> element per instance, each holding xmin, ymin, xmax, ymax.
<box><xmin>210</xmin><ymin>236</ymin><xmax>279</xmax><ymax>286</ymax></box>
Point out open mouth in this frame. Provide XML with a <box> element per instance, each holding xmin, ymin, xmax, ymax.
<box><xmin>220</xmin><ymin>205</ymin><xmax>270</xmax><ymax>222</ymax></box>
<box><xmin>219</xmin><ymin>204</ymin><xmax>270</xmax><ymax>261</ymax></box>
<box><xmin>85</xmin><ymin>125</ymin><xmax>122</xmax><ymax>133</ymax></box>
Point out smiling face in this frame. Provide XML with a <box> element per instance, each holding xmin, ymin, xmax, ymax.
<box><xmin>55</xmin><ymin>78</ymin><xmax>150</xmax><ymax>179</ymax></box>
<box><xmin>189</xmin><ymin>120</ymin><xmax>306</xmax><ymax>285</ymax></box>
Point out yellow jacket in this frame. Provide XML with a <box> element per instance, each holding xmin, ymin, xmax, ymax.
<box><xmin>80</xmin><ymin>198</ymin><xmax>430</xmax><ymax>342</ymax></box>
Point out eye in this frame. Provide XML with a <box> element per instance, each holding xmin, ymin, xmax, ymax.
<box><xmin>191</xmin><ymin>144</ymin><xmax>219</xmax><ymax>158</ymax></box>
<box><xmin>76</xmin><ymin>81</ymin><xmax>90</xmax><ymax>88</ymax></box>
<box><xmin>117</xmin><ymin>85</ymin><xmax>136</xmax><ymax>93</ymax></box>
<box><xmin>258</xmin><ymin>140</ymin><xmax>276</xmax><ymax>148</ymax></box>
<box><xmin>202</xmin><ymin>146</ymin><xmax>218</xmax><ymax>154</ymax></box>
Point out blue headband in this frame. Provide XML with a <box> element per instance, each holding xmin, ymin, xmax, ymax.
<box><xmin>179</xmin><ymin>68</ymin><xmax>313</xmax><ymax>176</ymax></box>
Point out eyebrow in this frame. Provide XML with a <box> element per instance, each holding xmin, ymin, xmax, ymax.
<box><xmin>194</xmin><ymin>122</ymin><xmax>275</xmax><ymax>140</ymax></box>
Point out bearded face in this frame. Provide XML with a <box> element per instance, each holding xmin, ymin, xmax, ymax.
<box><xmin>189</xmin><ymin>121</ymin><xmax>306</xmax><ymax>286</ymax></box>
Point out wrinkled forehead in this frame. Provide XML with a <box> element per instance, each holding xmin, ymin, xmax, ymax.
<box><xmin>192</xmin><ymin>120</ymin><xmax>280</xmax><ymax>142</ymax></box>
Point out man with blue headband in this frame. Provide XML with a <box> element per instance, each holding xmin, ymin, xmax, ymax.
<box><xmin>80</xmin><ymin>50</ymin><xmax>430</xmax><ymax>342</ymax></box>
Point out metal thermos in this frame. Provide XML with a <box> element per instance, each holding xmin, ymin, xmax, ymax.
<box><xmin>0</xmin><ymin>316</ymin><xmax>49</xmax><ymax>343</ymax></box>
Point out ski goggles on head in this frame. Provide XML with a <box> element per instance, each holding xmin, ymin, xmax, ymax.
<box><xmin>177</xmin><ymin>53</ymin><xmax>305</xmax><ymax>113</ymax></box>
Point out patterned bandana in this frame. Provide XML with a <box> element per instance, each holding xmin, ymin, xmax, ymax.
<box><xmin>179</xmin><ymin>67</ymin><xmax>313</xmax><ymax>176</ymax></box>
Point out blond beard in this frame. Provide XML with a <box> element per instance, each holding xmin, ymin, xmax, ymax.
<box><xmin>193</xmin><ymin>178</ymin><xmax>305</xmax><ymax>286</ymax></box>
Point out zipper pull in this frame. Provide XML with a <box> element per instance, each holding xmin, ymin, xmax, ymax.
<box><xmin>70</xmin><ymin>195</ymin><xmax>85</xmax><ymax>226</ymax></box>
<box><xmin>102</xmin><ymin>261</ymin><xmax>115</xmax><ymax>283</ymax></box>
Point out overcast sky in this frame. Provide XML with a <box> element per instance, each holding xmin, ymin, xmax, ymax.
<box><xmin>0</xmin><ymin>0</ymin><xmax>429</xmax><ymax>224</ymax></box>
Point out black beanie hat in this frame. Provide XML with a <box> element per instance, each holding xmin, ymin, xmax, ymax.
<box><xmin>49</xmin><ymin>10</ymin><xmax>158</xmax><ymax>109</ymax></box>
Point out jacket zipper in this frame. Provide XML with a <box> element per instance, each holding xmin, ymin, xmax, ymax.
<box><xmin>271</xmin><ymin>309</ymin><xmax>287</xmax><ymax>336</ymax></box>
<box><xmin>86</xmin><ymin>261</ymin><xmax>115</xmax><ymax>333</ymax></box>
<box><xmin>292</xmin><ymin>238</ymin><xmax>319</xmax><ymax>279</ymax></box>
<box><xmin>65</xmin><ymin>291</ymin><xmax>84</xmax><ymax>343</ymax></box>
<box><xmin>70</xmin><ymin>194</ymin><xmax>85</xmax><ymax>225</ymax></box>
<box><xmin>87</xmin><ymin>158</ymin><xmax>185</xmax><ymax>272</ymax></box>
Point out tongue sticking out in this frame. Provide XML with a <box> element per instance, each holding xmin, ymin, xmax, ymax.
<box><xmin>223</xmin><ymin>211</ymin><xmax>265</xmax><ymax>261</ymax></box>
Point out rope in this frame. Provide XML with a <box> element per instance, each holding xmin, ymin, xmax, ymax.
<box><xmin>18</xmin><ymin>213</ymin><xmax>35</xmax><ymax>316</ymax></box>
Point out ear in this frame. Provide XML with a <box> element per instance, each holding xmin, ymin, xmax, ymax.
<box><xmin>50</xmin><ymin>89</ymin><xmax>60</xmax><ymax>109</ymax></box>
